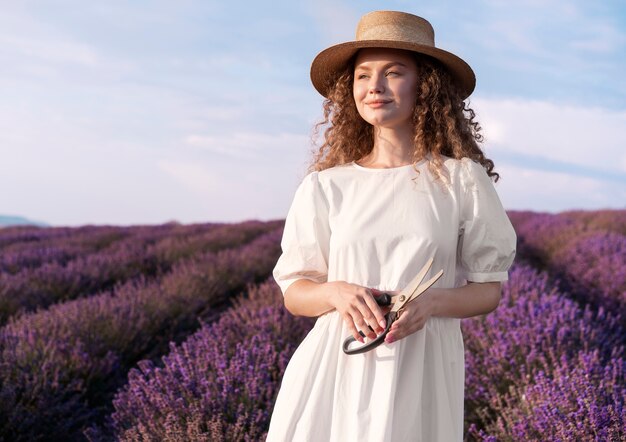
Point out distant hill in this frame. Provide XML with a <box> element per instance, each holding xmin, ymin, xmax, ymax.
<box><xmin>0</xmin><ymin>215</ymin><xmax>49</xmax><ymax>227</ymax></box>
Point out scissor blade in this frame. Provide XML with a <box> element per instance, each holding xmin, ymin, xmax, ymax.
<box><xmin>403</xmin><ymin>269</ymin><xmax>444</xmax><ymax>305</ymax></box>
<box><xmin>389</xmin><ymin>258</ymin><xmax>433</xmax><ymax>311</ymax></box>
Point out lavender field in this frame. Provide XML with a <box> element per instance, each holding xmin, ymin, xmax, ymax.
<box><xmin>0</xmin><ymin>211</ymin><xmax>624</xmax><ymax>441</ymax></box>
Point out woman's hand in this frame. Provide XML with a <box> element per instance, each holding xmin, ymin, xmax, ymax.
<box><xmin>384</xmin><ymin>288</ymin><xmax>437</xmax><ymax>344</ymax></box>
<box><xmin>327</xmin><ymin>281</ymin><xmax>390</xmax><ymax>343</ymax></box>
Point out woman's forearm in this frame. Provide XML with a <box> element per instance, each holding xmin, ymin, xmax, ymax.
<box><xmin>283</xmin><ymin>278</ymin><xmax>502</xmax><ymax>320</ymax></box>
<box><xmin>430</xmin><ymin>281</ymin><xmax>502</xmax><ymax>318</ymax></box>
<box><xmin>283</xmin><ymin>279</ymin><xmax>335</xmax><ymax>317</ymax></box>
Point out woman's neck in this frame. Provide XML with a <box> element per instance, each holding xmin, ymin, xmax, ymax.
<box><xmin>358</xmin><ymin>125</ymin><xmax>417</xmax><ymax>168</ymax></box>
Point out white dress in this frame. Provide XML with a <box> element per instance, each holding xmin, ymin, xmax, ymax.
<box><xmin>267</xmin><ymin>155</ymin><xmax>517</xmax><ymax>442</ymax></box>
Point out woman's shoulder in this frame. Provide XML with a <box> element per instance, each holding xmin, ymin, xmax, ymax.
<box><xmin>296</xmin><ymin>163</ymin><xmax>353</xmax><ymax>192</ymax></box>
<box><xmin>440</xmin><ymin>155</ymin><xmax>485</xmax><ymax>176</ymax></box>
<box><xmin>440</xmin><ymin>154</ymin><xmax>475</xmax><ymax>169</ymax></box>
<box><xmin>436</xmin><ymin>155</ymin><xmax>491</xmax><ymax>195</ymax></box>
<box><xmin>307</xmin><ymin>162</ymin><xmax>355</xmax><ymax>183</ymax></box>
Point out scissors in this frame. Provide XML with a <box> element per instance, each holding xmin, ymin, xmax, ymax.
<box><xmin>342</xmin><ymin>257</ymin><xmax>444</xmax><ymax>355</ymax></box>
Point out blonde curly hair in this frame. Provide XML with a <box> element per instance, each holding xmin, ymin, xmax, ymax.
<box><xmin>308</xmin><ymin>51</ymin><xmax>500</xmax><ymax>186</ymax></box>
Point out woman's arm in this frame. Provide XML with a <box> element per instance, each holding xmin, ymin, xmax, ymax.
<box><xmin>430</xmin><ymin>281</ymin><xmax>502</xmax><ymax>318</ymax></box>
<box><xmin>284</xmin><ymin>279</ymin><xmax>388</xmax><ymax>342</ymax></box>
<box><xmin>385</xmin><ymin>281</ymin><xmax>502</xmax><ymax>343</ymax></box>
<box><xmin>283</xmin><ymin>279</ymin><xmax>335</xmax><ymax>317</ymax></box>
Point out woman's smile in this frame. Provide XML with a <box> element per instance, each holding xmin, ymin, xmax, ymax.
<box><xmin>365</xmin><ymin>99</ymin><xmax>393</xmax><ymax>108</ymax></box>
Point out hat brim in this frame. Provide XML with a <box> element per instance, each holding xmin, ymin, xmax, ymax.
<box><xmin>310</xmin><ymin>40</ymin><xmax>476</xmax><ymax>100</ymax></box>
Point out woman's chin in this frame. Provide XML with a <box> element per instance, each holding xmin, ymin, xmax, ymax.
<box><xmin>365</xmin><ymin>119</ymin><xmax>409</xmax><ymax>130</ymax></box>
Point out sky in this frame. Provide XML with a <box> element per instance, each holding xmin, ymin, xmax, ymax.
<box><xmin>0</xmin><ymin>0</ymin><xmax>625</xmax><ymax>227</ymax></box>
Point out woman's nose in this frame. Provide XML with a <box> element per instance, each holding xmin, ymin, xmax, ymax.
<box><xmin>368</xmin><ymin>75</ymin><xmax>385</xmax><ymax>94</ymax></box>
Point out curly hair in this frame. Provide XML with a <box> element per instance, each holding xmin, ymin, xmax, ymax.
<box><xmin>308</xmin><ymin>51</ymin><xmax>500</xmax><ymax>186</ymax></box>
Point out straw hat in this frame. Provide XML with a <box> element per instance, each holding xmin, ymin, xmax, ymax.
<box><xmin>310</xmin><ymin>10</ymin><xmax>476</xmax><ymax>100</ymax></box>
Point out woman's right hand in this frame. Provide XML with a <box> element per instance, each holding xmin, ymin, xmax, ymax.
<box><xmin>326</xmin><ymin>281</ymin><xmax>389</xmax><ymax>343</ymax></box>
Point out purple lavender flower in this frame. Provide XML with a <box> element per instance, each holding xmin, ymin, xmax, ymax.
<box><xmin>0</xmin><ymin>225</ymin><xmax>283</xmax><ymax>440</ymax></box>
<box><xmin>109</xmin><ymin>278</ymin><xmax>313</xmax><ymax>441</ymax></box>
<box><xmin>0</xmin><ymin>220</ymin><xmax>281</xmax><ymax>324</ymax></box>
<box><xmin>552</xmin><ymin>231</ymin><xmax>626</xmax><ymax>315</ymax></box>
<box><xmin>463</xmin><ymin>262</ymin><xmax>625</xmax><ymax>439</ymax></box>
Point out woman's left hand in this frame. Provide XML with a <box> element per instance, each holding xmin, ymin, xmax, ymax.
<box><xmin>384</xmin><ymin>288</ymin><xmax>437</xmax><ymax>344</ymax></box>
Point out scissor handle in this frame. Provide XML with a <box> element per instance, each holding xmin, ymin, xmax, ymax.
<box><xmin>342</xmin><ymin>297</ymin><xmax>398</xmax><ymax>355</ymax></box>
<box><xmin>374</xmin><ymin>293</ymin><xmax>392</xmax><ymax>307</ymax></box>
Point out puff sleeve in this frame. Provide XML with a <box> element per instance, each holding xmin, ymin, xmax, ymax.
<box><xmin>272</xmin><ymin>171</ymin><xmax>331</xmax><ymax>296</ymax></box>
<box><xmin>457</xmin><ymin>160</ymin><xmax>517</xmax><ymax>283</ymax></box>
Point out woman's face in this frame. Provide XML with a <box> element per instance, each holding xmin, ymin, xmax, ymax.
<box><xmin>353</xmin><ymin>48</ymin><xmax>419</xmax><ymax>130</ymax></box>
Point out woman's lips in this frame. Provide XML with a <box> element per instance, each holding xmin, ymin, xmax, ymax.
<box><xmin>365</xmin><ymin>100</ymin><xmax>392</xmax><ymax>108</ymax></box>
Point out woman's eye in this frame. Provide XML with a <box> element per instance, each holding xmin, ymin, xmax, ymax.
<box><xmin>386</xmin><ymin>71</ymin><xmax>399</xmax><ymax>77</ymax></box>
<box><xmin>357</xmin><ymin>74</ymin><xmax>369</xmax><ymax>79</ymax></box>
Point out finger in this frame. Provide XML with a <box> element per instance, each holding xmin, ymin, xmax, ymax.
<box><xmin>385</xmin><ymin>317</ymin><xmax>400</xmax><ymax>343</ymax></box>
<box><xmin>353</xmin><ymin>300</ymin><xmax>378</xmax><ymax>339</ymax></box>
<box><xmin>386</xmin><ymin>316</ymin><xmax>411</xmax><ymax>343</ymax></box>
<box><xmin>342</xmin><ymin>311</ymin><xmax>364</xmax><ymax>343</ymax></box>
<box><xmin>355</xmin><ymin>292</ymin><xmax>385</xmax><ymax>337</ymax></box>
<box><xmin>363</xmin><ymin>293</ymin><xmax>387</xmax><ymax>333</ymax></box>
<box><xmin>388</xmin><ymin>310</ymin><xmax>426</xmax><ymax>343</ymax></box>
<box><xmin>390</xmin><ymin>312</ymin><xmax>413</xmax><ymax>336</ymax></box>
<box><xmin>387</xmin><ymin>319</ymin><xmax>404</xmax><ymax>342</ymax></box>
<box><xmin>349</xmin><ymin>304</ymin><xmax>377</xmax><ymax>341</ymax></box>
<box><xmin>389</xmin><ymin>305</ymin><xmax>414</xmax><ymax>335</ymax></box>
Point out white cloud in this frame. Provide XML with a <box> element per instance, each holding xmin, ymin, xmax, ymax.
<box><xmin>156</xmin><ymin>160</ymin><xmax>216</xmax><ymax>195</ymax></box>
<box><xmin>485</xmin><ymin>18</ymin><xmax>546</xmax><ymax>56</ymax></box>
<box><xmin>304</xmin><ymin>0</ymin><xmax>359</xmax><ymax>45</ymax></box>
<box><xmin>473</xmin><ymin>96</ymin><xmax>626</xmax><ymax>173</ymax></box>
<box><xmin>463</xmin><ymin>0</ymin><xmax>626</xmax><ymax>84</ymax></box>
<box><xmin>184</xmin><ymin>132</ymin><xmax>310</xmax><ymax>160</ymax></box>
<box><xmin>0</xmin><ymin>34</ymin><xmax>99</xmax><ymax>66</ymax></box>
<box><xmin>570</xmin><ymin>21</ymin><xmax>626</xmax><ymax>53</ymax></box>
<box><xmin>495</xmin><ymin>162</ymin><xmax>625</xmax><ymax>212</ymax></box>
<box><xmin>0</xmin><ymin>9</ymin><xmax>96</xmax><ymax>67</ymax></box>
<box><xmin>198</xmin><ymin>106</ymin><xmax>246</xmax><ymax>122</ymax></box>
<box><xmin>0</xmin><ymin>7</ymin><xmax>136</xmax><ymax>82</ymax></box>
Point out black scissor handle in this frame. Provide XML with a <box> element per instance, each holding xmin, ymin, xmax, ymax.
<box><xmin>375</xmin><ymin>293</ymin><xmax>392</xmax><ymax>307</ymax></box>
<box><xmin>342</xmin><ymin>295</ymin><xmax>398</xmax><ymax>355</ymax></box>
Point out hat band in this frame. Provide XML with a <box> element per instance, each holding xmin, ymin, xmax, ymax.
<box><xmin>358</xmin><ymin>24</ymin><xmax>434</xmax><ymax>47</ymax></box>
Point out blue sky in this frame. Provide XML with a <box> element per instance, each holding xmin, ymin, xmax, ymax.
<box><xmin>1</xmin><ymin>0</ymin><xmax>625</xmax><ymax>226</ymax></box>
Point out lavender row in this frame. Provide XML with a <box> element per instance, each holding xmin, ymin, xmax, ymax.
<box><xmin>0</xmin><ymin>226</ymin><xmax>136</xmax><ymax>273</ymax></box>
<box><xmin>0</xmin><ymin>221</ymin><xmax>212</xmax><ymax>249</ymax></box>
<box><xmin>551</xmin><ymin>231</ymin><xmax>626</xmax><ymax>315</ymax></box>
<box><xmin>0</xmin><ymin>222</ymin><xmax>234</xmax><ymax>276</ymax></box>
<box><xmin>508</xmin><ymin>210</ymin><xmax>588</xmax><ymax>264</ymax></box>
<box><xmin>1</xmin><ymin>243</ymin><xmax>94</xmax><ymax>275</ymax></box>
<box><xmin>0</xmin><ymin>220</ymin><xmax>279</xmax><ymax>324</ymax></box>
<box><xmin>508</xmin><ymin>209</ymin><xmax>625</xmax><ymax>266</ymax></box>
<box><xmin>469</xmin><ymin>350</ymin><xmax>624</xmax><ymax>441</ymax></box>
<box><xmin>509</xmin><ymin>210</ymin><xmax>626</xmax><ymax>329</ymax></box>
<box><xmin>0</xmin><ymin>223</ymin><xmax>187</xmax><ymax>274</ymax></box>
<box><xmin>0</xmin><ymin>224</ymin><xmax>106</xmax><ymax>249</ymax></box>
<box><xmin>1</xmin><ymin>235</ymin><xmax>156</xmax><ymax>324</ymax></box>
<box><xmin>104</xmin><ymin>278</ymin><xmax>313</xmax><ymax>442</ymax></box>
<box><xmin>462</xmin><ymin>263</ymin><xmax>625</xmax><ymax>440</ymax></box>
<box><xmin>149</xmin><ymin>220</ymin><xmax>281</xmax><ymax>265</ymax></box>
<box><xmin>561</xmin><ymin>209</ymin><xmax>626</xmax><ymax>235</ymax></box>
<box><xmin>0</xmin><ymin>221</ymin><xmax>241</xmax><ymax>274</ymax></box>
<box><xmin>0</xmin><ymin>228</ymin><xmax>283</xmax><ymax>441</ymax></box>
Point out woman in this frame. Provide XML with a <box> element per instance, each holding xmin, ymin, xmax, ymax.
<box><xmin>267</xmin><ymin>10</ymin><xmax>516</xmax><ymax>442</ymax></box>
